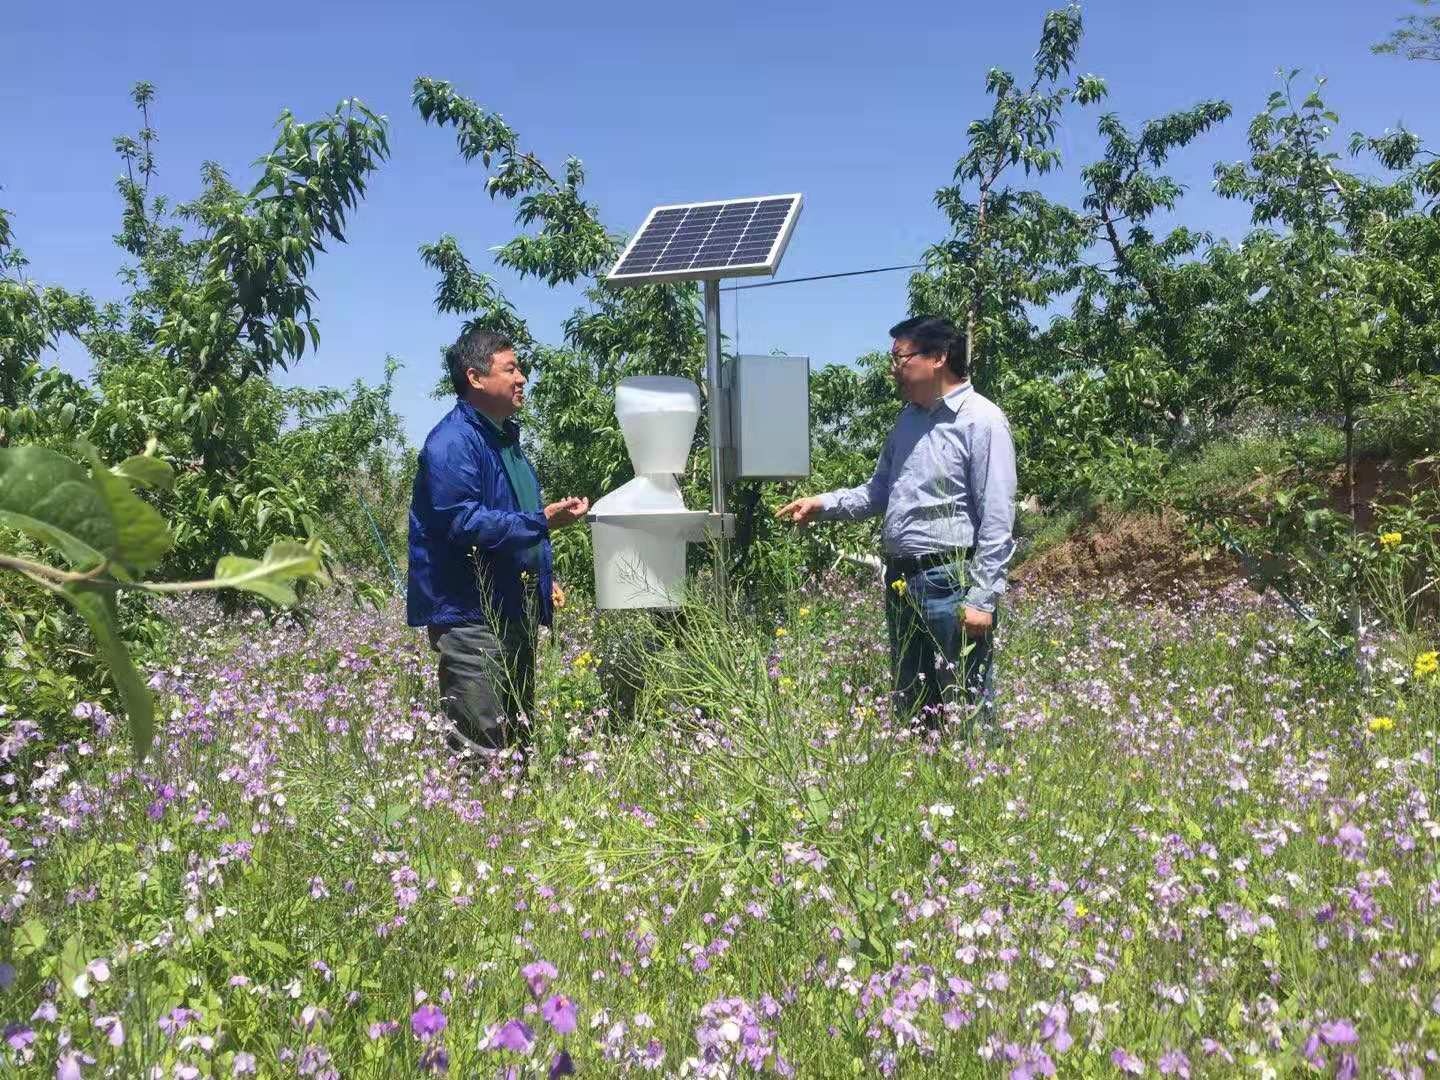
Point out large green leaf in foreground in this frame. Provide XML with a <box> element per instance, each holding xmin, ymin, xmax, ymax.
<box><xmin>0</xmin><ymin>443</ymin><xmax>174</xmax><ymax>576</ymax></box>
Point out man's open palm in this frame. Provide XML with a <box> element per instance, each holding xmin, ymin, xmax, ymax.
<box><xmin>545</xmin><ymin>496</ymin><xmax>590</xmax><ymax>528</ymax></box>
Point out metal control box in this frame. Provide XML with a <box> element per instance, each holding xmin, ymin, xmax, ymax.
<box><xmin>725</xmin><ymin>354</ymin><xmax>811</xmax><ymax>480</ymax></box>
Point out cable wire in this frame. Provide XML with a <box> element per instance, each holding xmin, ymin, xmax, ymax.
<box><xmin>721</xmin><ymin>263</ymin><xmax>923</xmax><ymax>292</ymax></box>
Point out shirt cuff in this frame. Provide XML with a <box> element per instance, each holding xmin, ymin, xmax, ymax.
<box><xmin>963</xmin><ymin>586</ymin><xmax>999</xmax><ymax>612</ymax></box>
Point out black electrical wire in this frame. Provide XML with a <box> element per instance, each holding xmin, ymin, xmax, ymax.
<box><xmin>720</xmin><ymin>263</ymin><xmax>923</xmax><ymax>292</ymax></box>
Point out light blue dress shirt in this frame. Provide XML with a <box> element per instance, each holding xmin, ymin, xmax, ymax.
<box><xmin>815</xmin><ymin>382</ymin><xmax>1018</xmax><ymax>611</ymax></box>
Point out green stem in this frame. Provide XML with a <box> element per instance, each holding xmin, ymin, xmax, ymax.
<box><xmin>0</xmin><ymin>552</ymin><xmax>110</xmax><ymax>586</ymax></box>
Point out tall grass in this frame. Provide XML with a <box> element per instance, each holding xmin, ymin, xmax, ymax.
<box><xmin>2</xmin><ymin>576</ymin><xmax>1437</xmax><ymax>1077</ymax></box>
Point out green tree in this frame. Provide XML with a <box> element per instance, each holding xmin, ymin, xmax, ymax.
<box><xmin>910</xmin><ymin>4</ymin><xmax>1106</xmax><ymax>390</ymax></box>
<box><xmin>1215</xmin><ymin>75</ymin><xmax>1435</xmax><ymax>528</ymax></box>
<box><xmin>412</xmin><ymin>78</ymin><xmax>717</xmax><ymax>586</ymax></box>
<box><xmin>2</xmin><ymin>84</ymin><xmax>406</xmax><ymax>734</ymax></box>
<box><xmin>1374</xmin><ymin>0</ymin><xmax>1440</xmax><ymax>62</ymax></box>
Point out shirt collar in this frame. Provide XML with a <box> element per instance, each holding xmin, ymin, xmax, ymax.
<box><xmin>913</xmin><ymin>381</ymin><xmax>972</xmax><ymax>417</ymax></box>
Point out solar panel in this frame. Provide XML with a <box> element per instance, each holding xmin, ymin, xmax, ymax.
<box><xmin>607</xmin><ymin>194</ymin><xmax>803</xmax><ymax>285</ymax></box>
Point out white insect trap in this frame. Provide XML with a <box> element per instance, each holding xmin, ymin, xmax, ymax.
<box><xmin>589</xmin><ymin>377</ymin><xmax>709</xmax><ymax>609</ymax></box>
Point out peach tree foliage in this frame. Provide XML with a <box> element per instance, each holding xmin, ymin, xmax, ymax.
<box><xmin>1</xmin><ymin>82</ymin><xmax>397</xmax><ymax>579</ymax></box>
<box><xmin>0</xmin><ymin>84</ymin><xmax>403</xmax><ymax>733</ymax></box>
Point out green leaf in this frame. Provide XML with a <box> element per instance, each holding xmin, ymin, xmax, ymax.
<box><xmin>249</xmin><ymin>935</ymin><xmax>291</xmax><ymax>961</ymax></box>
<box><xmin>112</xmin><ymin>454</ymin><xmax>174</xmax><ymax>492</ymax></box>
<box><xmin>79</xmin><ymin>444</ymin><xmax>173</xmax><ymax>577</ymax></box>
<box><xmin>59</xmin><ymin>933</ymin><xmax>86</xmax><ymax>996</ymax></box>
<box><xmin>804</xmin><ymin>785</ymin><xmax>833</xmax><ymax>825</ymax></box>
<box><xmin>62</xmin><ymin>584</ymin><xmax>154</xmax><ymax>761</ymax></box>
<box><xmin>0</xmin><ymin>444</ymin><xmax>173</xmax><ymax>578</ymax></box>
<box><xmin>0</xmin><ymin>445</ymin><xmax>116</xmax><ymax>570</ymax></box>
<box><xmin>15</xmin><ymin>919</ymin><xmax>48</xmax><ymax>956</ymax></box>
<box><xmin>211</xmin><ymin>540</ymin><xmax>322</xmax><ymax>605</ymax></box>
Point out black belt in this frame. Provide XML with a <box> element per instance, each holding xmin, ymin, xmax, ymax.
<box><xmin>885</xmin><ymin>547</ymin><xmax>975</xmax><ymax>577</ymax></box>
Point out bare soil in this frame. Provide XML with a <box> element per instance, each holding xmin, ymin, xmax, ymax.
<box><xmin>1014</xmin><ymin>507</ymin><xmax>1243</xmax><ymax>603</ymax></box>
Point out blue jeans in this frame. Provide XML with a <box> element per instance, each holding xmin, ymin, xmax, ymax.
<box><xmin>884</xmin><ymin>561</ymin><xmax>997</xmax><ymax>735</ymax></box>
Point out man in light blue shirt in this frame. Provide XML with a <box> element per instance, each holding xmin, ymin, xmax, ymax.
<box><xmin>777</xmin><ymin>316</ymin><xmax>1017</xmax><ymax>731</ymax></box>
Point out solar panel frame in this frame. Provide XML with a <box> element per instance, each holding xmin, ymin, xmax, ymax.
<box><xmin>606</xmin><ymin>193</ymin><xmax>803</xmax><ymax>285</ymax></box>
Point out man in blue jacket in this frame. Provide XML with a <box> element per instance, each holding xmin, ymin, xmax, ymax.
<box><xmin>408</xmin><ymin>327</ymin><xmax>589</xmax><ymax>760</ymax></box>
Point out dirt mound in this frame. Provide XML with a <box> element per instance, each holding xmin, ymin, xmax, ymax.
<box><xmin>1014</xmin><ymin>507</ymin><xmax>1243</xmax><ymax>601</ymax></box>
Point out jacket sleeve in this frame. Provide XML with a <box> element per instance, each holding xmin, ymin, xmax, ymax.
<box><xmin>417</xmin><ymin>441</ymin><xmax>549</xmax><ymax>554</ymax></box>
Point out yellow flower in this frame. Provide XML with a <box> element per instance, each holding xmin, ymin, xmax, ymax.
<box><xmin>1367</xmin><ymin>716</ymin><xmax>1395</xmax><ymax>733</ymax></box>
<box><xmin>572</xmin><ymin>650</ymin><xmax>594</xmax><ymax>672</ymax></box>
<box><xmin>797</xmin><ymin>606</ymin><xmax>812</xmax><ymax>618</ymax></box>
<box><xmin>1379</xmin><ymin>531</ymin><xmax>1403</xmax><ymax>549</ymax></box>
<box><xmin>1416</xmin><ymin>651</ymin><xmax>1439</xmax><ymax>680</ymax></box>
<box><xmin>774</xmin><ymin>626</ymin><xmax>788</xmax><ymax>638</ymax></box>
<box><xmin>890</xmin><ymin>578</ymin><xmax>908</xmax><ymax>597</ymax></box>
<box><xmin>778</xmin><ymin>676</ymin><xmax>795</xmax><ymax>693</ymax></box>
<box><xmin>1072</xmin><ymin>902</ymin><xmax>1089</xmax><ymax>918</ymax></box>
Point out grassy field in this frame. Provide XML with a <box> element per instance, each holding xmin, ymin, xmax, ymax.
<box><xmin>3</xmin><ymin>572</ymin><xmax>1438</xmax><ymax>1077</ymax></box>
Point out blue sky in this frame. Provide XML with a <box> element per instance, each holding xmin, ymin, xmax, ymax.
<box><xmin>4</xmin><ymin>0</ymin><xmax>1435</xmax><ymax>445</ymax></box>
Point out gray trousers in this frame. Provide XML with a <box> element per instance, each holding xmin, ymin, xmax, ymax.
<box><xmin>427</xmin><ymin>620</ymin><xmax>535</xmax><ymax>753</ymax></box>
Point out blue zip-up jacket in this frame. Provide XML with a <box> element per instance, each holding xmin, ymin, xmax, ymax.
<box><xmin>407</xmin><ymin>399</ymin><xmax>554</xmax><ymax>629</ymax></box>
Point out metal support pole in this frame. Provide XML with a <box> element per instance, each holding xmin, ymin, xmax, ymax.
<box><xmin>703</xmin><ymin>278</ymin><xmax>728</xmax><ymax>602</ymax></box>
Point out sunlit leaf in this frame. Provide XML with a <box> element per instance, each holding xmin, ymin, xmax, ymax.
<box><xmin>211</xmin><ymin>540</ymin><xmax>323</xmax><ymax>606</ymax></box>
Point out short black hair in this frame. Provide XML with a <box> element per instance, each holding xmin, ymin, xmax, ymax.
<box><xmin>445</xmin><ymin>326</ymin><xmax>513</xmax><ymax>397</ymax></box>
<box><xmin>889</xmin><ymin>316</ymin><xmax>968</xmax><ymax>379</ymax></box>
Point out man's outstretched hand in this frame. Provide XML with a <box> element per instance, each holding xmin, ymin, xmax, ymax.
<box><xmin>775</xmin><ymin>496</ymin><xmax>825</xmax><ymax>527</ymax></box>
<box><xmin>545</xmin><ymin>496</ymin><xmax>590</xmax><ymax>529</ymax></box>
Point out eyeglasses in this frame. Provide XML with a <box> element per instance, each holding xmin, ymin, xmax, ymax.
<box><xmin>889</xmin><ymin>350</ymin><xmax>925</xmax><ymax>368</ymax></box>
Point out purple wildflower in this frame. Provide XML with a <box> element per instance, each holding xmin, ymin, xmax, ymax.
<box><xmin>1038</xmin><ymin>1003</ymin><xmax>1072</xmax><ymax>1053</ymax></box>
<box><xmin>487</xmin><ymin>1020</ymin><xmax>535</xmax><ymax>1054</ymax></box>
<box><xmin>549</xmin><ymin>1050</ymin><xmax>576</xmax><ymax>1078</ymax></box>
<box><xmin>94</xmin><ymin>1015</ymin><xmax>125</xmax><ymax>1048</ymax></box>
<box><xmin>1111</xmin><ymin>1049</ymin><xmax>1144</xmax><ymax>1075</ymax></box>
<box><xmin>541</xmin><ymin>994</ymin><xmax>578</xmax><ymax>1035</ymax></box>
<box><xmin>522</xmin><ymin>960</ymin><xmax>558</xmax><ymax>998</ymax></box>
<box><xmin>4</xmin><ymin>1025</ymin><xmax>35</xmax><ymax>1051</ymax></box>
<box><xmin>1318</xmin><ymin>1019</ymin><xmax>1358</xmax><ymax>1046</ymax></box>
<box><xmin>411</xmin><ymin>1004</ymin><xmax>447</xmax><ymax>1040</ymax></box>
<box><xmin>1157</xmin><ymin>1050</ymin><xmax>1190</xmax><ymax>1077</ymax></box>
